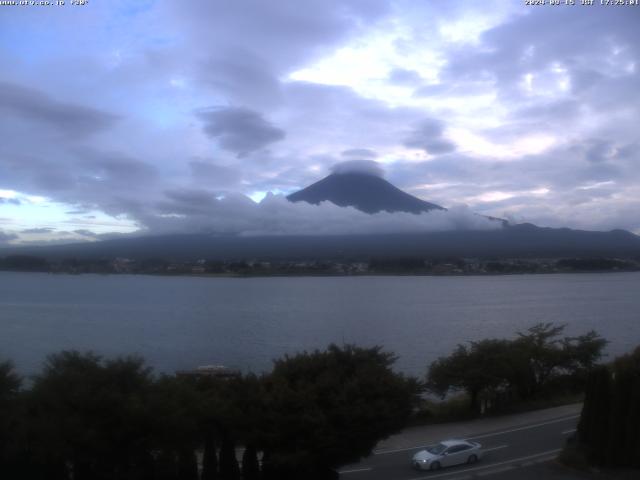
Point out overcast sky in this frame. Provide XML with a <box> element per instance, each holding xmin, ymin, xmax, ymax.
<box><xmin>1</xmin><ymin>0</ymin><xmax>639</xmax><ymax>244</ymax></box>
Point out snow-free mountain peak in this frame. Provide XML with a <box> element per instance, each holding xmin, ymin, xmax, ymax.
<box><xmin>287</xmin><ymin>171</ymin><xmax>444</xmax><ymax>214</ymax></box>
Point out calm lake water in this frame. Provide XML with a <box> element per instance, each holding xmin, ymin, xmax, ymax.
<box><xmin>1</xmin><ymin>271</ymin><xmax>640</xmax><ymax>377</ymax></box>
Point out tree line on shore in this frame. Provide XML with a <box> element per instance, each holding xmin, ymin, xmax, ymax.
<box><xmin>426</xmin><ymin>323</ymin><xmax>607</xmax><ymax>414</ymax></box>
<box><xmin>0</xmin><ymin>323</ymin><xmax>620</xmax><ymax>479</ymax></box>
<box><xmin>2</xmin><ymin>254</ymin><xmax>639</xmax><ymax>276</ymax></box>
<box><xmin>0</xmin><ymin>345</ymin><xmax>419</xmax><ymax>480</ymax></box>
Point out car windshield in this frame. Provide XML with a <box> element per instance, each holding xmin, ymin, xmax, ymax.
<box><xmin>427</xmin><ymin>443</ymin><xmax>448</xmax><ymax>455</ymax></box>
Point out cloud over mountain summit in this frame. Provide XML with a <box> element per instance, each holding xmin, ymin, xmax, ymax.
<box><xmin>1</xmin><ymin>1</ymin><xmax>640</xmax><ymax>244</ymax></box>
<box><xmin>331</xmin><ymin>160</ymin><xmax>384</xmax><ymax>177</ymax></box>
<box><xmin>143</xmin><ymin>192</ymin><xmax>499</xmax><ymax>237</ymax></box>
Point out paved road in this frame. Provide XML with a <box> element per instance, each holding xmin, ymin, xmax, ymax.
<box><xmin>339</xmin><ymin>405</ymin><xmax>581</xmax><ymax>480</ymax></box>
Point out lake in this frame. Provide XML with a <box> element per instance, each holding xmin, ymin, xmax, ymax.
<box><xmin>1</xmin><ymin>271</ymin><xmax>639</xmax><ymax>377</ymax></box>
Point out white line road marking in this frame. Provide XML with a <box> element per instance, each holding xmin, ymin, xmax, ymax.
<box><xmin>467</xmin><ymin>415</ymin><xmax>580</xmax><ymax>441</ymax></box>
<box><xmin>562</xmin><ymin>429</ymin><xmax>577</xmax><ymax>435</ymax></box>
<box><xmin>373</xmin><ymin>415</ymin><xmax>579</xmax><ymax>455</ymax></box>
<box><xmin>339</xmin><ymin>467</ymin><xmax>373</xmax><ymax>474</ymax></box>
<box><xmin>531</xmin><ymin>455</ymin><xmax>557</xmax><ymax>465</ymax></box>
<box><xmin>482</xmin><ymin>444</ymin><xmax>508</xmax><ymax>453</ymax></box>
<box><xmin>477</xmin><ymin>465</ymin><xmax>515</xmax><ymax>476</ymax></box>
<box><xmin>374</xmin><ymin>444</ymin><xmax>431</xmax><ymax>455</ymax></box>
<box><xmin>348</xmin><ymin>445</ymin><xmax>509</xmax><ymax>477</ymax></box>
<box><xmin>405</xmin><ymin>448</ymin><xmax>562</xmax><ymax>480</ymax></box>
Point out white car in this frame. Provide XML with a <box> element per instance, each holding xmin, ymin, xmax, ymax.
<box><xmin>412</xmin><ymin>439</ymin><xmax>483</xmax><ymax>471</ymax></box>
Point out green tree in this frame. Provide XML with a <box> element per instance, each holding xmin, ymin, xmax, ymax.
<box><xmin>513</xmin><ymin>323</ymin><xmax>568</xmax><ymax>398</ymax></box>
<box><xmin>28</xmin><ymin>351</ymin><xmax>156</xmax><ymax>480</ymax></box>
<box><xmin>177</xmin><ymin>448</ymin><xmax>199</xmax><ymax>480</ymax></box>
<box><xmin>222</xmin><ymin>374</ymin><xmax>263</xmax><ymax>480</ymax></box>
<box><xmin>219</xmin><ymin>432</ymin><xmax>241</xmax><ymax>480</ymax></box>
<box><xmin>259</xmin><ymin>344</ymin><xmax>421</xmax><ymax>479</ymax></box>
<box><xmin>149</xmin><ymin>375</ymin><xmax>203</xmax><ymax>479</ymax></box>
<box><xmin>194</xmin><ymin>375</ymin><xmax>248</xmax><ymax>480</ymax></box>
<box><xmin>201</xmin><ymin>432</ymin><xmax>219</xmax><ymax>480</ymax></box>
<box><xmin>514</xmin><ymin>323</ymin><xmax>607</xmax><ymax>398</ymax></box>
<box><xmin>241</xmin><ymin>445</ymin><xmax>261</xmax><ymax>480</ymax></box>
<box><xmin>0</xmin><ymin>360</ymin><xmax>24</xmax><ymax>477</ymax></box>
<box><xmin>427</xmin><ymin>324</ymin><xmax>607</xmax><ymax>413</ymax></box>
<box><xmin>577</xmin><ymin>346</ymin><xmax>640</xmax><ymax>468</ymax></box>
<box><xmin>577</xmin><ymin>366</ymin><xmax>611</xmax><ymax>465</ymax></box>
<box><xmin>562</xmin><ymin>330</ymin><xmax>609</xmax><ymax>378</ymax></box>
<box><xmin>427</xmin><ymin>339</ymin><xmax>513</xmax><ymax>413</ymax></box>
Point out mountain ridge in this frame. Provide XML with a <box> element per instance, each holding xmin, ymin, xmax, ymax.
<box><xmin>2</xmin><ymin>224</ymin><xmax>640</xmax><ymax>261</ymax></box>
<box><xmin>2</xmin><ymin>173</ymin><xmax>640</xmax><ymax>261</ymax></box>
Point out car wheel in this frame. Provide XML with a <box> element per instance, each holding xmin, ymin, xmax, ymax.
<box><xmin>430</xmin><ymin>461</ymin><xmax>441</xmax><ymax>471</ymax></box>
<box><xmin>467</xmin><ymin>454</ymin><xmax>478</xmax><ymax>464</ymax></box>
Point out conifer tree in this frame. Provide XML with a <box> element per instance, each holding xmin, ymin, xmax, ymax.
<box><xmin>219</xmin><ymin>433</ymin><xmax>241</xmax><ymax>480</ymax></box>
<box><xmin>241</xmin><ymin>444</ymin><xmax>261</xmax><ymax>480</ymax></box>
<box><xmin>202</xmin><ymin>433</ymin><xmax>219</xmax><ymax>480</ymax></box>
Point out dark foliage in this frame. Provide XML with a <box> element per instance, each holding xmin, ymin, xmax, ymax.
<box><xmin>0</xmin><ymin>360</ymin><xmax>23</xmax><ymax>477</ymax></box>
<box><xmin>241</xmin><ymin>445</ymin><xmax>261</xmax><ymax>480</ymax></box>
<box><xmin>577</xmin><ymin>346</ymin><xmax>640</xmax><ymax>468</ymax></box>
<box><xmin>0</xmin><ymin>254</ymin><xmax>49</xmax><ymax>271</ymax></box>
<box><xmin>218</xmin><ymin>434</ymin><xmax>240</xmax><ymax>480</ymax></box>
<box><xmin>0</xmin><ymin>345</ymin><xmax>420</xmax><ymax>479</ymax></box>
<box><xmin>177</xmin><ymin>449</ymin><xmax>199</xmax><ymax>480</ymax></box>
<box><xmin>259</xmin><ymin>344</ymin><xmax>422</xmax><ymax>477</ymax></box>
<box><xmin>556</xmin><ymin>257</ymin><xmax>632</xmax><ymax>271</ymax></box>
<box><xmin>369</xmin><ymin>257</ymin><xmax>427</xmax><ymax>272</ymax></box>
<box><xmin>27</xmin><ymin>351</ymin><xmax>157</xmax><ymax>479</ymax></box>
<box><xmin>201</xmin><ymin>434</ymin><xmax>219</xmax><ymax>480</ymax></box>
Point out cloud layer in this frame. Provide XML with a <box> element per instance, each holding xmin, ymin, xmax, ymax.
<box><xmin>197</xmin><ymin>107</ymin><xmax>286</xmax><ymax>157</ymax></box>
<box><xmin>144</xmin><ymin>192</ymin><xmax>500</xmax><ymax>236</ymax></box>
<box><xmin>1</xmin><ymin>1</ymin><xmax>639</xmax><ymax>244</ymax></box>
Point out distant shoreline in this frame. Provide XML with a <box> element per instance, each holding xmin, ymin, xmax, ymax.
<box><xmin>2</xmin><ymin>268</ymin><xmax>639</xmax><ymax>279</ymax></box>
<box><xmin>2</xmin><ymin>253</ymin><xmax>639</xmax><ymax>278</ymax></box>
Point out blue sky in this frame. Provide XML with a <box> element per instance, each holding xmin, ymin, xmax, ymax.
<box><xmin>1</xmin><ymin>0</ymin><xmax>639</xmax><ymax>244</ymax></box>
